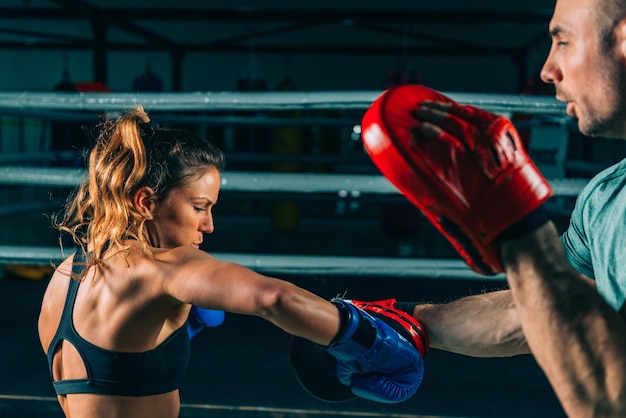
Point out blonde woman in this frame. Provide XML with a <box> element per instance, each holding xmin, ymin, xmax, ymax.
<box><xmin>38</xmin><ymin>106</ymin><xmax>427</xmax><ymax>418</ymax></box>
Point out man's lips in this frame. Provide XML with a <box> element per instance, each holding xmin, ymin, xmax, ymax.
<box><xmin>555</xmin><ymin>94</ymin><xmax>575</xmax><ymax>117</ymax></box>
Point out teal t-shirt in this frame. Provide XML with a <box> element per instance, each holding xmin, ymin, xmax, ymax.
<box><xmin>561</xmin><ymin>158</ymin><xmax>626</xmax><ymax>311</ymax></box>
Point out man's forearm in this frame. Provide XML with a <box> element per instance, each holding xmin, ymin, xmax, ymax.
<box><xmin>502</xmin><ymin>222</ymin><xmax>626</xmax><ymax>418</ymax></box>
<box><xmin>412</xmin><ymin>289</ymin><xmax>530</xmax><ymax>357</ymax></box>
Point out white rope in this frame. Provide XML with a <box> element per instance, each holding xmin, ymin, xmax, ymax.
<box><xmin>0</xmin><ymin>245</ymin><xmax>503</xmax><ymax>281</ymax></box>
<box><xmin>0</xmin><ymin>90</ymin><xmax>566</xmax><ymax>115</ymax></box>
<box><xmin>0</xmin><ymin>166</ymin><xmax>589</xmax><ymax>197</ymax></box>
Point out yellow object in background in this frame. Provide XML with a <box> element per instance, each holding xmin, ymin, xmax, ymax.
<box><xmin>271</xmin><ymin>76</ymin><xmax>302</xmax><ymax>233</ymax></box>
<box><xmin>4</xmin><ymin>264</ymin><xmax>54</xmax><ymax>281</ymax></box>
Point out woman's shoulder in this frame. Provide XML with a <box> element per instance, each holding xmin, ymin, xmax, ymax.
<box><xmin>38</xmin><ymin>254</ymin><xmax>76</xmax><ymax>351</ymax></box>
<box><xmin>150</xmin><ymin>245</ymin><xmax>216</xmax><ymax>265</ymax></box>
<box><xmin>121</xmin><ymin>244</ymin><xmax>216</xmax><ymax>283</ymax></box>
<box><xmin>45</xmin><ymin>253</ymin><xmax>76</xmax><ymax>295</ymax></box>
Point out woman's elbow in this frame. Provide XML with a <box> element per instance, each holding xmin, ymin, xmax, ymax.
<box><xmin>251</xmin><ymin>281</ymin><xmax>300</xmax><ymax>319</ymax></box>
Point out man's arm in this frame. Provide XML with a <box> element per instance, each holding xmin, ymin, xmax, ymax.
<box><xmin>412</xmin><ymin>289</ymin><xmax>530</xmax><ymax>357</ymax></box>
<box><xmin>502</xmin><ymin>222</ymin><xmax>626</xmax><ymax>418</ymax></box>
<box><xmin>360</xmin><ymin>83</ymin><xmax>626</xmax><ymax>415</ymax></box>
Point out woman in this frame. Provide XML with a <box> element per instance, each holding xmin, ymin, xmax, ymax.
<box><xmin>37</xmin><ymin>106</ymin><xmax>425</xmax><ymax>417</ymax></box>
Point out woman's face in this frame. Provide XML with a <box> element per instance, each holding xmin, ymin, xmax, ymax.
<box><xmin>145</xmin><ymin>166</ymin><xmax>221</xmax><ymax>249</ymax></box>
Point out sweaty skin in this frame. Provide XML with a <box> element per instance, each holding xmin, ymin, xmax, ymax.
<box><xmin>38</xmin><ymin>167</ymin><xmax>341</xmax><ymax>418</ymax></box>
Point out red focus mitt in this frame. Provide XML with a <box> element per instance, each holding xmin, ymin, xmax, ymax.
<box><xmin>361</xmin><ymin>84</ymin><xmax>553</xmax><ymax>275</ymax></box>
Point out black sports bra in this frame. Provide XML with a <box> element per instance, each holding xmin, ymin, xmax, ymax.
<box><xmin>46</xmin><ymin>251</ymin><xmax>190</xmax><ymax>396</ymax></box>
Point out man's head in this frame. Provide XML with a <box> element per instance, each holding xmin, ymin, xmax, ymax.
<box><xmin>541</xmin><ymin>0</ymin><xmax>626</xmax><ymax>139</ymax></box>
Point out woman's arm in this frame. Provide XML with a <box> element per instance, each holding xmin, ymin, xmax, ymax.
<box><xmin>162</xmin><ymin>249</ymin><xmax>341</xmax><ymax>345</ymax></box>
<box><xmin>162</xmin><ymin>247</ymin><xmax>427</xmax><ymax>404</ymax></box>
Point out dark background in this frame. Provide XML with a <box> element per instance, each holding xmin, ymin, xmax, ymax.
<box><xmin>0</xmin><ymin>1</ymin><xmax>609</xmax><ymax>417</ymax></box>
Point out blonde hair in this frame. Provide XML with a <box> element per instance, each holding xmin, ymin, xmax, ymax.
<box><xmin>54</xmin><ymin>106</ymin><xmax>225</xmax><ymax>278</ymax></box>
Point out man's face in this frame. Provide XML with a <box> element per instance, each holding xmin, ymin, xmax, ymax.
<box><xmin>541</xmin><ymin>0</ymin><xmax>626</xmax><ymax>138</ymax></box>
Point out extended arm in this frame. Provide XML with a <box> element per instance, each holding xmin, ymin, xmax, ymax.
<box><xmin>502</xmin><ymin>222</ymin><xmax>626</xmax><ymax>418</ymax></box>
<box><xmin>163</xmin><ymin>248</ymin><xmax>425</xmax><ymax>403</ymax></box>
<box><xmin>166</xmin><ymin>251</ymin><xmax>341</xmax><ymax>345</ymax></box>
<box><xmin>412</xmin><ymin>289</ymin><xmax>529</xmax><ymax>357</ymax></box>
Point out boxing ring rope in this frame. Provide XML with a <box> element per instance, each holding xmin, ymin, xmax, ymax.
<box><xmin>0</xmin><ymin>245</ymin><xmax>496</xmax><ymax>280</ymax></box>
<box><xmin>0</xmin><ymin>166</ymin><xmax>584</xmax><ymax>281</ymax></box>
<box><xmin>0</xmin><ymin>90</ymin><xmax>566</xmax><ymax>115</ymax></box>
<box><xmin>0</xmin><ymin>89</ymin><xmax>577</xmax><ymax>281</ymax></box>
<box><xmin>0</xmin><ymin>394</ymin><xmax>469</xmax><ymax>418</ymax></box>
<box><xmin>0</xmin><ymin>166</ymin><xmax>589</xmax><ymax>196</ymax></box>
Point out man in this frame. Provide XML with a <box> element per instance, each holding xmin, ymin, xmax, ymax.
<box><xmin>362</xmin><ymin>0</ymin><xmax>626</xmax><ymax>416</ymax></box>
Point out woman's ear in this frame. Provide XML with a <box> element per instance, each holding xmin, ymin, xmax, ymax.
<box><xmin>134</xmin><ymin>186</ymin><xmax>156</xmax><ymax>220</ymax></box>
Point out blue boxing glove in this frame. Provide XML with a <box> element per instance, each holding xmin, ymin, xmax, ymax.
<box><xmin>323</xmin><ymin>298</ymin><xmax>425</xmax><ymax>403</ymax></box>
<box><xmin>187</xmin><ymin>305</ymin><xmax>225</xmax><ymax>340</ymax></box>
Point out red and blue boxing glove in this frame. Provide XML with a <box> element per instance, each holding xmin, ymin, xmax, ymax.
<box><xmin>328</xmin><ymin>299</ymin><xmax>427</xmax><ymax>403</ymax></box>
<box><xmin>290</xmin><ymin>298</ymin><xmax>428</xmax><ymax>404</ymax></box>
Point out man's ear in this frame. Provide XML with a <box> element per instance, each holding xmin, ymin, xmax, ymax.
<box><xmin>616</xmin><ymin>18</ymin><xmax>626</xmax><ymax>59</ymax></box>
<box><xmin>134</xmin><ymin>186</ymin><xmax>157</xmax><ymax>220</ymax></box>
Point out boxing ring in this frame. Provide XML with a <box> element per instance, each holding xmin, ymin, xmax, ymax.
<box><xmin>0</xmin><ymin>90</ymin><xmax>583</xmax><ymax>278</ymax></box>
<box><xmin>0</xmin><ymin>90</ymin><xmax>575</xmax><ymax>418</ymax></box>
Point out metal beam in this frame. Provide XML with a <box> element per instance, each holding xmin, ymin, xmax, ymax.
<box><xmin>0</xmin><ymin>7</ymin><xmax>553</xmax><ymax>24</ymax></box>
<box><xmin>0</xmin><ymin>40</ymin><xmax>522</xmax><ymax>56</ymax></box>
<box><xmin>44</xmin><ymin>0</ymin><xmax>179</xmax><ymax>49</ymax></box>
